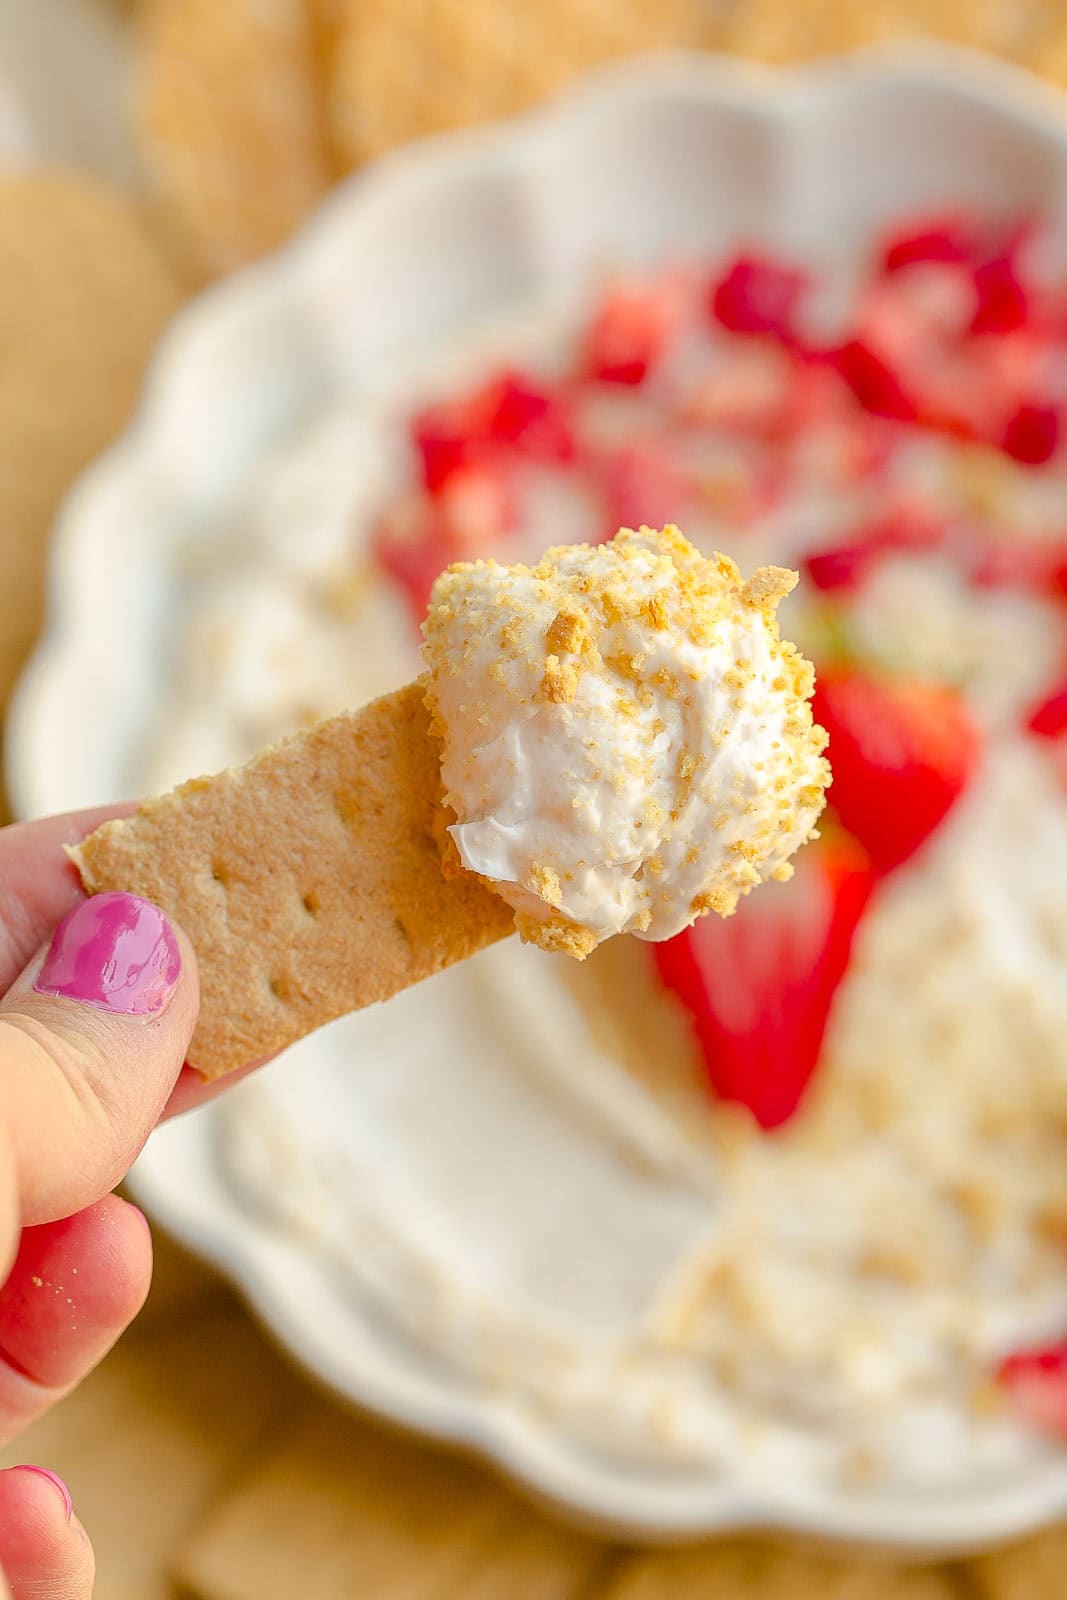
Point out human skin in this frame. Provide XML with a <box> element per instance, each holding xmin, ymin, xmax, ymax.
<box><xmin>0</xmin><ymin>806</ymin><xmax>253</xmax><ymax>1599</ymax></box>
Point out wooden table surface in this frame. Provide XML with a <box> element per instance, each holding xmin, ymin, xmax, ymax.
<box><xmin>3</xmin><ymin>7</ymin><xmax>1067</xmax><ymax>1592</ymax></box>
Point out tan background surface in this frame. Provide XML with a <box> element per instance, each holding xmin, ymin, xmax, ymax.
<box><xmin>2</xmin><ymin>3</ymin><xmax>1067</xmax><ymax>1594</ymax></box>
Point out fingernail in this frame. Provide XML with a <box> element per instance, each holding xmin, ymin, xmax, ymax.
<box><xmin>15</xmin><ymin>1466</ymin><xmax>73</xmax><ymax>1522</ymax></box>
<box><xmin>34</xmin><ymin>892</ymin><xmax>181</xmax><ymax>1017</ymax></box>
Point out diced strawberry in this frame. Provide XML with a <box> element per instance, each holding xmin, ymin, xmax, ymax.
<box><xmin>708</xmin><ymin>255</ymin><xmax>807</xmax><ymax>342</ymax></box>
<box><xmin>804</xmin><ymin>542</ymin><xmax>877</xmax><ymax>593</ymax></box>
<box><xmin>997</xmin><ymin>1341</ymin><xmax>1067</xmax><ymax>1439</ymax></box>
<box><xmin>970</xmin><ymin>254</ymin><xmax>1029</xmax><ymax>335</ymax></box>
<box><xmin>410</xmin><ymin>395</ymin><xmax>485</xmax><ymax>492</ymax></box>
<box><xmin>813</xmin><ymin>668</ymin><xmax>981</xmax><ymax>873</ymax></box>
<box><xmin>1001</xmin><ymin>402</ymin><xmax>1059</xmax><ymax>466</ymax></box>
<box><xmin>597</xmin><ymin>441</ymin><xmax>690</xmax><ymax>533</ymax></box>
<box><xmin>1026</xmin><ymin>684</ymin><xmax>1067</xmax><ymax>738</ymax></box>
<box><xmin>586</xmin><ymin>279</ymin><xmax>685</xmax><ymax>385</ymax></box>
<box><xmin>803</xmin><ymin>507</ymin><xmax>945</xmax><ymax>593</ymax></box>
<box><xmin>1049</xmin><ymin>552</ymin><xmax>1067</xmax><ymax>603</ymax></box>
<box><xmin>412</xmin><ymin>369</ymin><xmax>573</xmax><ymax>490</ymax></box>
<box><xmin>482</xmin><ymin>370</ymin><xmax>575</xmax><ymax>461</ymax></box>
<box><xmin>653</xmin><ymin>834</ymin><xmax>876</xmax><ymax>1130</ymax></box>
<box><xmin>881</xmin><ymin>217</ymin><xmax>975</xmax><ymax>274</ymax></box>
<box><xmin>831</xmin><ymin>339</ymin><xmax>918</xmax><ymax>422</ymax></box>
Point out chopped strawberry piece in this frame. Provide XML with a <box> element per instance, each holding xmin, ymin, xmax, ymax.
<box><xmin>970</xmin><ymin>255</ymin><xmax>1029</xmax><ymax>335</ymax></box>
<box><xmin>653</xmin><ymin>835</ymin><xmax>876</xmax><ymax>1130</ymax></box>
<box><xmin>881</xmin><ymin>217</ymin><xmax>975</xmax><ymax>273</ymax></box>
<box><xmin>709</xmin><ymin>255</ymin><xmax>807</xmax><ymax>341</ymax></box>
<box><xmin>1001</xmin><ymin>402</ymin><xmax>1059</xmax><ymax>465</ymax></box>
<box><xmin>804</xmin><ymin>542</ymin><xmax>877</xmax><ymax>593</ymax></box>
<box><xmin>804</xmin><ymin>507</ymin><xmax>945</xmax><ymax>592</ymax></box>
<box><xmin>1049</xmin><ymin>553</ymin><xmax>1067</xmax><ymax>603</ymax></box>
<box><xmin>412</xmin><ymin>369</ymin><xmax>573</xmax><ymax>489</ymax></box>
<box><xmin>1026</xmin><ymin>684</ymin><xmax>1067</xmax><ymax>738</ymax></box>
<box><xmin>411</xmin><ymin>395</ymin><xmax>485</xmax><ymax>491</ymax></box>
<box><xmin>586</xmin><ymin>280</ymin><xmax>684</xmax><ymax>385</ymax></box>
<box><xmin>831</xmin><ymin>340</ymin><xmax>917</xmax><ymax>422</ymax></box>
<box><xmin>482</xmin><ymin>370</ymin><xmax>575</xmax><ymax>461</ymax></box>
<box><xmin>997</xmin><ymin>1341</ymin><xmax>1067</xmax><ymax>1439</ymax></box>
<box><xmin>813</xmin><ymin>669</ymin><xmax>981</xmax><ymax>873</ymax></box>
<box><xmin>597</xmin><ymin>442</ymin><xmax>690</xmax><ymax>533</ymax></box>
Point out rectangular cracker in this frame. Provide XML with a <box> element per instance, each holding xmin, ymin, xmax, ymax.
<box><xmin>71</xmin><ymin>683</ymin><xmax>513</xmax><ymax>1078</ymax></box>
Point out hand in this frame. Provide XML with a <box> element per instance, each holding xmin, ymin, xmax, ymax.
<box><xmin>0</xmin><ymin>806</ymin><xmax>207</xmax><ymax>1599</ymax></box>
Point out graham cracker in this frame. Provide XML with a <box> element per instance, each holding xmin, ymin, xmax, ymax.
<box><xmin>134</xmin><ymin>0</ymin><xmax>333</xmax><ymax>280</ymax></box>
<box><xmin>129</xmin><ymin>0</ymin><xmax>1067</xmax><ymax>280</ymax></box>
<box><xmin>323</xmin><ymin>0</ymin><xmax>706</xmax><ymax>168</ymax></box>
<box><xmin>71</xmin><ymin>683</ymin><xmax>513</xmax><ymax>1079</ymax></box>
<box><xmin>0</xmin><ymin>171</ymin><xmax>182</xmax><ymax>820</ymax></box>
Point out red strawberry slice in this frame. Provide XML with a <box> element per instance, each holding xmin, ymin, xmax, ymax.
<box><xmin>831</xmin><ymin>339</ymin><xmax>918</xmax><ymax>422</ymax></box>
<box><xmin>482</xmin><ymin>370</ymin><xmax>575</xmax><ymax>460</ymax></box>
<box><xmin>970</xmin><ymin>254</ymin><xmax>1029</xmax><ymax>335</ymax></box>
<box><xmin>411</xmin><ymin>393</ymin><xmax>484</xmax><ymax>491</ymax></box>
<box><xmin>812</xmin><ymin>669</ymin><xmax>981</xmax><ymax>874</ymax></box>
<box><xmin>586</xmin><ymin>279</ymin><xmax>685</xmax><ymax>385</ymax></box>
<box><xmin>653</xmin><ymin>834</ymin><xmax>876</xmax><ymax>1130</ymax></box>
<box><xmin>709</xmin><ymin>255</ymin><xmax>807</xmax><ymax>342</ymax></box>
<box><xmin>803</xmin><ymin>506</ymin><xmax>945</xmax><ymax>593</ymax></box>
<box><xmin>881</xmin><ymin>216</ymin><xmax>975</xmax><ymax>274</ymax></box>
<box><xmin>411</xmin><ymin>369</ymin><xmax>573</xmax><ymax>490</ymax></box>
<box><xmin>1001</xmin><ymin>401</ymin><xmax>1059</xmax><ymax>465</ymax></box>
<box><xmin>1026</xmin><ymin>684</ymin><xmax>1067</xmax><ymax>738</ymax></box>
<box><xmin>997</xmin><ymin>1341</ymin><xmax>1067</xmax><ymax>1439</ymax></box>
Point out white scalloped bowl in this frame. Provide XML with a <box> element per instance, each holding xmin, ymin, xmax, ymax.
<box><xmin>12</xmin><ymin>45</ymin><xmax>1067</xmax><ymax>1550</ymax></box>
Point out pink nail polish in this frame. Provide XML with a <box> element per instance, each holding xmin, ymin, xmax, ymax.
<box><xmin>14</xmin><ymin>1466</ymin><xmax>73</xmax><ymax>1522</ymax></box>
<box><xmin>34</xmin><ymin>892</ymin><xmax>181</xmax><ymax>1017</ymax></box>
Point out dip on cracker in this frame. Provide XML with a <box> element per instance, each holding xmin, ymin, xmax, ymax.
<box><xmin>422</xmin><ymin>525</ymin><xmax>828</xmax><ymax>957</ymax></box>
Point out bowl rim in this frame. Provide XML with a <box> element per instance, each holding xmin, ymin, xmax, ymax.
<box><xmin>12</xmin><ymin>40</ymin><xmax>1067</xmax><ymax>1547</ymax></box>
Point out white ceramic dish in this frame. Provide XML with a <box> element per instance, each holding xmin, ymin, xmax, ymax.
<box><xmin>11</xmin><ymin>44</ymin><xmax>1067</xmax><ymax>1550</ymax></box>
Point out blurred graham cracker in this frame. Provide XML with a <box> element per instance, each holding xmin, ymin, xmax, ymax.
<box><xmin>133</xmin><ymin>0</ymin><xmax>710</xmax><ymax>277</ymax></box>
<box><xmin>603</xmin><ymin>1544</ymin><xmax>961</xmax><ymax>1600</ymax></box>
<box><xmin>324</xmin><ymin>0</ymin><xmax>707</xmax><ymax>167</ymax></box>
<box><xmin>174</xmin><ymin>1396</ymin><xmax>609</xmax><ymax>1600</ymax></box>
<box><xmin>0</xmin><ymin>170</ymin><xmax>182</xmax><ymax>820</ymax></box>
<box><xmin>969</xmin><ymin>1523</ymin><xmax>1067</xmax><ymax>1600</ymax></box>
<box><xmin>0</xmin><ymin>1296</ymin><xmax>302</xmax><ymax>1600</ymax></box>
<box><xmin>132</xmin><ymin>0</ymin><xmax>1067</xmax><ymax>282</ymax></box>
<box><xmin>134</xmin><ymin>0</ymin><xmax>333</xmax><ymax>280</ymax></box>
<box><xmin>72</xmin><ymin>683</ymin><xmax>513</xmax><ymax>1079</ymax></box>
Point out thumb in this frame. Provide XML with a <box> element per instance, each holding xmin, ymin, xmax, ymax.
<box><xmin>0</xmin><ymin>892</ymin><xmax>199</xmax><ymax>1228</ymax></box>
